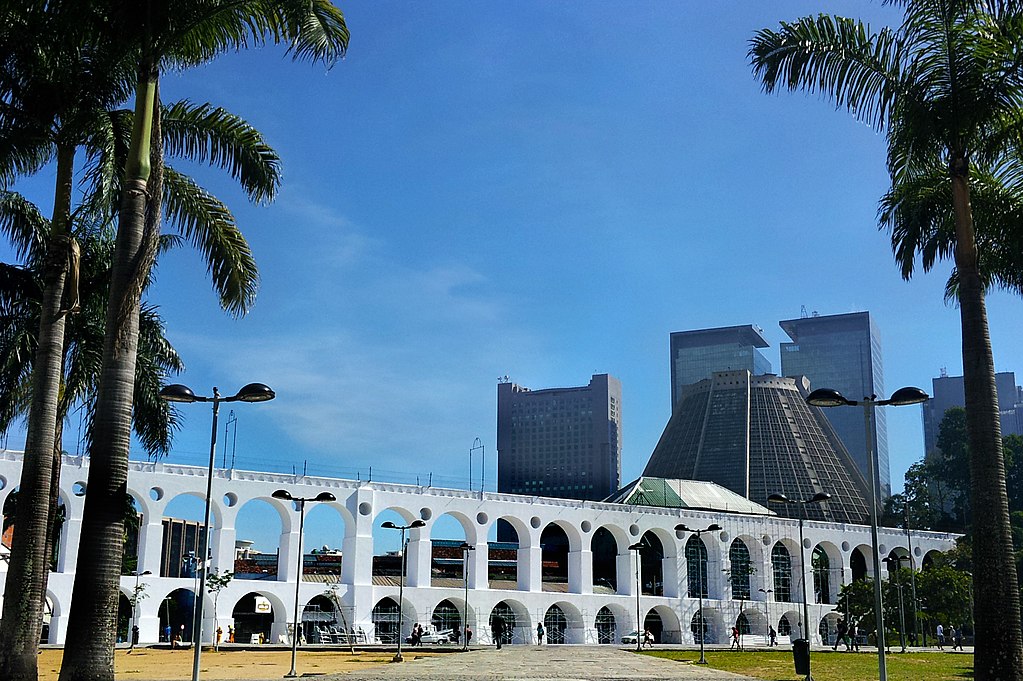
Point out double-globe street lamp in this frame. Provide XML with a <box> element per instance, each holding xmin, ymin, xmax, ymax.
<box><xmin>627</xmin><ymin>541</ymin><xmax>645</xmax><ymax>652</ymax></box>
<box><xmin>459</xmin><ymin>542</ymin><xmax>474</xmax><ymax>650</ymax></box>
<box><xmin>380</xmin><ymin>519</ymin><xmax>427</xmax><ymax>662</ymax></box>
<box><xmin>159</xmin><ymin>382</ymin><xmax>275</xmax><ymax>681</ymax></box>
<box><xmin>272</xmin><ymin>489</ymin><xmax>337</xmax><ymax>678</ymax></box>
<box><xmin>767</xmin><ymin>492</ymin><xmax>831</xmax><ymax>681</ymax></box>
<box><xmin>806</xmin><ymin>386</ymin><xmax>928</xmax><ymax>681</ymax></box>
<box><xmin>758</xmin><ymin>588</ymin><xmax>773</xmax><ymax>642</ymax></box>
<box><xmin>883</xmin><ymin>554</ymin><xmax>911</xmax><ymax>653</ymax></box>
<box><xmin>675</xmin><ymin>523</ymin><xmax>721</xmax><ymax>665</ymax></box>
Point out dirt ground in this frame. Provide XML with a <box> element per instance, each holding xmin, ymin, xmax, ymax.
<box><xmin>38</xmin><ymin>647</ymin><xmax>440</xmax><ymax>680</ymax></box>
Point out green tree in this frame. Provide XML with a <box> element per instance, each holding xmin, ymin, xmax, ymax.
<box><xmin>205</xmin><ymin>570</ymin><xmax>232</xmax><ymax>652</ymax></box>
<box><xmin>60</xmin><ymin>5</ymin><xmax>348</xmax><ymax>680</ymax></box>
<box><xmin>917</xmin><ymin>565</ymin><xmax>973</xmax><ymax>634</ymax></box>
<box><xmin>750</xmin><ymin>5</ymin><xmax>1023</xmax><ymax>676</ymax></box>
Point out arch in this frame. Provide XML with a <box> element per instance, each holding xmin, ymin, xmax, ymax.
<box><xmin>595</xmin><ymin>605</ymin><xmax>617</xmax><ymax>644</ymax></box>
<box><xmin>230</xmin><ymin>590</ymin><xmax>286</xmax><ymax>645</ymax></box>
<box><xmin>489</xmin><ymin>599</ymin><xmax>530</xmax><ymax>645</ymax></box>
<box><xmin>117</xmin><ymin>591</ymin><xmax>132</xmax><ymax>644</ymax></box>
<box><xmin>302</xmin><ymin>594</ymin><xmax>338</xmax><ymax>644</ymax></box>
<box><xmin>233</xmin><ymin>498</ymin><xmax>287</xmax><ymax>581</ymax></box>
<box><xmin>429</xmin><ymin>510</ymin><xmax>477</xmax><ymax>546</ymax></box>
<box><xmin>771</xmin><ymin>542</ymin><xmax>793</xmax><ymax>603</ymax></box>
<box><xmin>540</xmin><ymin>523</ymin><xmax>570</xmax><ymax>592</ymax></box>
<box><xmin>741</xmin><ymin>605</ymin><xmax>768</xmax><ymax>637</ymax></box>
<box><xmin>691</xmin><ymin>606</ymin><xmax>724</xmax><ymax>644</ymax></box>
<box><xmin>546</xmin><ymin>600</ymin><xmax>585</xmax><ymax>644</ymax></box>
<box><xmin>922</xmin><ymin>549</ymin><xmax>943</xmax><ymax>569</ymax></box>
<box><xmin>158</xmin><ymin>587</ymin><xmax>200</xmax><ymax>643</ymax></box>
<box><xmin>2</xmin><ymin>486</ymin><xmax>68</xmax><ymax>573</ymax></box>
<box><xmin>812</xmin><ymin>545</ymin><xmax>836</xmax><ymax>605</ymax></box>
<box><xmin>820</xmin><ymin>611</ymin><xmax>842</xmax><ymax>647</ymax></box>
<box><xmin>778</xmin><ymin>611</ymin><xmax>799</xmax><ymax>639</ymax></box>
<box><xmin>646</xmin><ymin>604</ymin><xmax>682</xmax><ymax>644</ymax></box>
<box><xmin>427</xmin><ymin>512</ymin><xmax>472</xmax><ymax>586</ymax></box>
<box><xmin>685</xmin><ymin>535</ymin><xmax>709</xmax><ymax>599</ymax></box>
<box><xmin>851</xmin><ymin>545</ymin><xmax>869</xmax><ymax>582</ymax></box>
<box><xmin>431</xmin><ymin>598</ymin><xmax>462</xmax><ymax>637</ymax></box>
<box><xmin>371</xmin><ymin>597</ymin><xmax>401</xmax><ymax>644</ymax></box>
<box><xmin>729</xmin><ymin>538</ymin><xmax>752</xmax><ymax>600</ymax></box>
<box><xmin>591</xmin><ymin>526</ymin><xmax>623</xmax><ymax>593</ymax></box>
<box><xmin>637</xmin><ymin>531</ymin><xmax>665</xmax><ymax>596</ymax></box>
<box><xmin>491</xmin><ymin>515</ymin><xmax>529</xmax><ymax>590</ymax></box>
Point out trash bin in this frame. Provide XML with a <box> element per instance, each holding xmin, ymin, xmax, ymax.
<box><xmin>792</xmin><ymin>638</ymin><xmax>810</xmax><ymax>675</ymax></box>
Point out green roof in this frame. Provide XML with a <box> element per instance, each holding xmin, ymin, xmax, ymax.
<box><xmin>603</xmin><ymin>477</ymin><xmax>772</xmax><ymax>515</ymax></box>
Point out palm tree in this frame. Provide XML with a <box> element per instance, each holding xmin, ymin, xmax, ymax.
<box><xmin>0</xmin><ymin>93</ymin><xmax>278</xmax><ymax>678</ymax></box>
<box><xmin>749</xmin><ymin>3</ymin><xmax>1023</xmax><ymax>678</ymax></box>
<box><xmin>0</xmin><ymin>5</ymin><xmax>135</xmax><ymax>677</ymax></box>
<box><xmin>60</xmin><ymin>4</ymin><xmax>348</xmax><ymax>680</ymax></box>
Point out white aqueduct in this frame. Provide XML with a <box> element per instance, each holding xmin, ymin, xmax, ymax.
<box><xmin>0</xmin><ymin>450</ymin><xmax>957</xmax><ymax>646</ymax></box>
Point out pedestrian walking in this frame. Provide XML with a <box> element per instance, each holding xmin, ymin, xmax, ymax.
<box><xmin>834</xmin><ymin>618</ymin><xmax>848</xmax><ymax>650</ymax></box>
<box><xmin>730</xmin><ymin>625</ymin><xmax>740</xmax><ymax>650</ymax></box>
<box><xmin>163</xmin><ymin>623</ymin><xmax>171</xmax><ymax>643</ymax></box>
<box><xmin>936</xmin><ymin>622</ymin><xmax>945</xmax><ymax>650</ymax></box>
<box><xmin>849</xmin><ymin>621</ymin><xmax>860</xmax><ymax>651</ymax></box>
<box><xmin>536</xmin><ymin>622</ymin><xmax>545</xmax><ymax>645</ymax></box>
<box><xmin>769</xmin><ymin>625</ymin><xmax>777</xmax><ymax>646</ymax></box>
<box><xmin>465</xmin><ymin>625</ymin><xmax>473</xmax><ymax>645</ymax></box>
<box><xmin>130</xmin><ymin>625</ymin><xmax>140</xmax><ymax>650</ymax></box>
<box><xmin>492</xmin><ymin>614</ymin><xmax>506</xmax><ymax>650</ymax></box>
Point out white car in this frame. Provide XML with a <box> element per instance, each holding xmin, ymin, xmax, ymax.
<box><xmin>621</xmin><ymin>630</ymin><xmax>654</xmax><ymax>645</ymax></box>
<box><xmin>406</xmin><ymin>628</ymin><xmax>454</xmax><ymax>644</ymax></box>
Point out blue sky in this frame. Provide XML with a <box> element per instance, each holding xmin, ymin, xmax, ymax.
<box><xmin>6</xmin><ymin>2</ymin><xmax>1023</xmax><ymax>552</ymax></box>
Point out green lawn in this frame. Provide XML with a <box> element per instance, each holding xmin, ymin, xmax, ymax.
<box><xmin>641</xmin><ymin>649</ymin><xmax>973</xmax><ymax>681</ymax></box>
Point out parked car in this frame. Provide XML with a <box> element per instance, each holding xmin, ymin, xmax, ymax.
<box><xmin>405</xmin><ymin>628</ymin><xmax>453</xmax><ymax>644</ymax></box>
<box><xmin>621</xmin><ymin>630</ymin><xmax>641</xmax><ymax>645</ymax></box>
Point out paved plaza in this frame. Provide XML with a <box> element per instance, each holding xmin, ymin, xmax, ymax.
<box><xmin>320</xmin><ymin>646</ymin><xmax>755</xmax><ymax>681</ymax></box>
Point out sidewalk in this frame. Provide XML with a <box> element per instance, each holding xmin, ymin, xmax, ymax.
<box><xmin>318</xmin><ymin>645</ymin><xmax>757</xmax><ymax>681</ymax></box>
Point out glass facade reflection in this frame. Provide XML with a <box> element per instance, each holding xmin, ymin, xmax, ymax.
<box><xmin>669</xmin><ymin>325</ymin><xmax>771</xmax><ymax>410</ymax></box>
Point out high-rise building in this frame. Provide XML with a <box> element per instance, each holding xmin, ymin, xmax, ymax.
<box><xmin>923</xmin><ymin>370</ymin><xmax>1023</xmax><ymax>458</ymax></box>
<box><xmin>643</xmin><ymin>370</ymin><xmax>872</xmax><ymax>523</ymax></box>
<box><xmin>779</xmin><ymin>311</ymin><xmax>889</xmax><ymax>496</ymax></box>
<box><xmin>497</xmin><ymin>373</ymin><xmax>622</xmax><ymax>501</ymax></box>
<box><xmin>669</xmin><ymin>324</ymin><xmax>771</xmax><ymax>409</ymax></box>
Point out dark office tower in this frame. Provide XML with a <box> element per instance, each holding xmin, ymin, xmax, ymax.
<box><xmin>497</xmin><ymin>374</ymin><xmax>622</xmax><ymax>501</ymax></box>
<box><xmin>669</xmin><ymin>324</ymin><xmax>772</xmax><ymax>409</ymax></box>
<box><xmin>643</xmin><ymin>371</ymin><xmax>871</xmax><ymax>524</ymax></box>
<box><xmin>779</xmin><ymin>311</ymin><xmax>890</xmax><ymax>497</ymax></box>
<box><xmin>923</xmin><ymin>370</ymin><xmax>1023</xmax><ymax>459</ymax></box>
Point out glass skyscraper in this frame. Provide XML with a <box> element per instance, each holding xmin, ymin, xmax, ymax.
<box><xmin>779</xmin><ymin>311</ymin><xmax>890</xmax><ymax>496</ymax></box>
<box><xmin>669</xmin><ymin>324</ymin><xmax>772</xmax><ymax>410</ymax></box>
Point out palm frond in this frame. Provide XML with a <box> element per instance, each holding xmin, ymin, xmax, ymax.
<box><xmin>162</xmin><ymin>167</ymin><xmax>259</xmax><ymax>316</ymax></box>
<box><xmin>161</xmin><ymin>100</ymin><xmax>281</xmax><ymax>203</ymax></box>
<box><xmin>0</xmin><ymin>190</ymin><xmax>49</xmax><ymax>261</ymax></box>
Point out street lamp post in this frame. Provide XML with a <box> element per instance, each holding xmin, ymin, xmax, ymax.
<box><xmin>628</xmin><ymin>541</ymin><xmax>645</xmax><ymax>651</ymax></box>
<box><xmin>806</xmin><ymin>386</ymin><xmax>928</xmax><ymax>681</ymax></box>
<box><xmin>459</xmin><ymin>542</ymin><xmax>474</xmax><ymax>650</ymax></box>
<box><xmin>381</xmin><ymin>519</ymin><xmax>427</xmax><ymax>662</ymax></box>
<box><xmin>159</xmin><ymin>382</ymin><xmax>275</xmax><ymax>681</ymax></box>
<box><xmin>272</xmin><ymin>489</ymin><xmax>337</xmax><ymax>678</ymax></box>
<box><xmin>759</xmin><ymin>588</ymin><xmax>773</xmax><ymax>641</ymax></box>
<box><xmin>130</xmin><ymin>570</ymin><xmax>152</xmax><ymax>651</ymax></box>
<box><xmin>675</xmin><ymin>523</ymin><xmax>721</xmax><ymax>665</ymax></box>
<box><xmin>883</xmin><ymin>555</ymin><xmax>911</xmax><ymax>653</ymax></box>
<box><xmin>767</xmin><ymin>492</ymin><xmax>831</xmax><ymax>681</ymax></box>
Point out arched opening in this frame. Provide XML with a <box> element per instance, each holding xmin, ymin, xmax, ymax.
<box><xmin>490</xmin><ymin>601</ymin><xmax>517</xmax><ymax>645</ymax></box>
<box><xmin>431</xmin><ymin>599</ymin><xmax>461</xmax><ymax>638</ymax></box>
<box><xmin>302</xmin><ymin>594</ymin><xmax>337</xmax><ymax>644</ymax></box>
<box><xmin>429</xmin><ymin>513</ymin><xmax>472</xmax><ymax>588</ymax></box>
<box><xmin>591</xmin><ymin>527</ymin><xmax>619</xmax><ymax>593</ymax></box>
<box><xmin>690</xmin><ymin>610</ymin><xmax>708</xmax><ymax>644</ymax></box>
<box><xmin>812</xmin><ymin>546</ymin><xmax>831</xmax><ymax>604</ymax></box>
<box><xmin>2</xmin><ymin>487</ymin><xmax>67</xmax><ymax>572</ymax></box>
<box><xmin>644</xmin><ymin>609</ymin><xmax>663</xmax><ymax>644</ymax></box>
<box><xmin>729</xmin><ymin>538</ymin><xmax>752</xmax><ymax>600</ymax></box>
<box><xmin>161</xmin><ymin>494</ymin><xmax>210</xmax><ymax>579</ymax></box>
<box><xmin>117</xmin><ymin>592</ymin><xmax>132</xmax><ymax>643</ymax></box>
<box><xmin>638</xmin><ymin>531</ymin><xmax>664</xmax><ymax>596</ymax></box>
<box><xmin>490</xmin><ymin>516</ymin><xmax>524</xmax><ymax>589</ymax></box>
<box><xmin>686</xmin><ymin>535</ymin><xmax>709</xmax><ymax>598</ymax></box>
<box><xmin>232</xmin><ymin>592</ymin><xmax>277</xmax><ymax>644</ymax></box>
<box><xmin>122</xmin><ymin>494</ymin><xmax>143</xmax><ymax>575</ymax></box>
<box><xmin>820</xmin><ymin>611</ymin><xmax>841</xmax><ymax>647</ymax></box>
<box><xmin>544</xmin><ymin>604</ymin><xmax>567</xmax><ymax>644</ymax></box>
<box><xmin>595</xmin><ymin>606</ymin><xmax>616</xmax><ymax>644</ymax></box>
<box><xmin>851</xmin><ymin>546</ymin><xmax>868</xmax><ymax>582</ymax></box>
<box><xmin>540</xmin><ymin>523</ymin><xmax>569</xmax><ymax>591</ymax></box>
<box><xmin>778</xmin><ymin>613</ymin><xmax>794</xmax><ymax>637</ymax></box>
<box><xmin>736</xmin><ymin>612</ymin><xmax>751</xmax><ymax>636</ymax></box>
<box><xmin>371</xmin><ymin>597</ymin><xmax>400</xmax><ymax>644</ymax></box>
<box><xmin>771</xmin><ymin>542</ymin><xmax>792</xmax><ymax>602</ymax></box>
<box><xmin>301</xmin><ymin>503</ymin><xmax>348</xmax><ymax>583</ymax></box>
<box><xmin>234</xmin><ymin>498</ymin><xmax>285</xmax><ymax>581</ymax></box>
<box><xmin>159</xmin><ymin>588</ymin><xmax>197</xmax><ymax>643</ymax></box>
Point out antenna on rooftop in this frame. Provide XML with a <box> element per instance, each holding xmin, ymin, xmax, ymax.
<box><xmin>940</xmin><ymin>366</ymin><xmax>948</xmax><ymax>378</ymax></box>
<box><xmin>800</xmin><ymin>305</ymin><xmax>808</xmax><ymax>319</ymax></box>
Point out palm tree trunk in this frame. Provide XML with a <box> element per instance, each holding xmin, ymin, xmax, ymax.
<box><xmin>58</xmin><ymin>68</ymin><xmax>158</xmax><ymax>681</ymax></box>
<box><xmin>950</xmin><ymin>167</ymin><xmax>1023</xmax><ymax>680</ymax></box>
<box><xmin>0</xmin><ymin>143</ymin><xmax>75</xmax><ymax>681</ymax></box>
